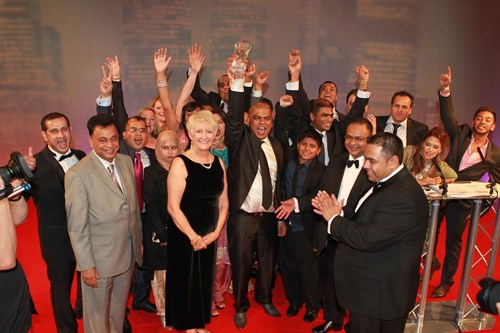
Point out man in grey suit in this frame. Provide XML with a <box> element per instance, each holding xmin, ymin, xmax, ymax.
<box><xmin>66</xmin><ymin>114</ymin><xmax>142</xmax><ymax>333</ymax></box>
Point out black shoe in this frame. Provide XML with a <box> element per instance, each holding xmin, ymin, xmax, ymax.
<box><xmin>312</xmin><ymin>320</ymin><xmax>343</xmax><ymax>333</ymax></box>
<box><xmin>123</xmin><ymin>314</ymin><xmax>133</xmax><ymax>333</ymax></box>
<box><xmin>131</xmin><ymin>301</ymin><xmax>157</xmax><ymax>313</ymax></box>
<box><xmin>262</xmin><ymin>303</ymin><xmax>281</xmax><ymax>317</ymax></box>
<box><xmin>74</xmin><ymin>307</ymin><xmax>83</xmax><ymax>320</ymax></box>
<box><xmin>234</xmin><ymin>312</ymin><xmax>247</xmax><ymax>329</ymax></box>
<box><xmin>304</xmin><ymin>309</ymin><xmax>318</xmax><ymax>323</ymax></box>
<box><xmin>286</xmin><ymin>305</ymin><xmax>300</xmax><ymax>317</ymax></box>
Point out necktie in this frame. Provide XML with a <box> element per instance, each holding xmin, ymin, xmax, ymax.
<box><xmin>346</xmin><ymin>159</ymin><xmax>359</xmax><ymax>168</ymax></box>
<box><xmin>107</xmin><ymin>164</ymin><xmax>123</xmax><ymax>193</ymax></box>
<box><xmin>134</xmin><ymin>152</ymin><xmax>143</xmax><ymax>209</ymax></box>
<box><xmin>322</xmin><ymin>133</ymin><xmax>329</xmax><ymax>165</ymax></box>
<box><xmin>259</xmin><ymin>141</ymin><xmax>273</xmax><ymax>209</ymax></box>
<box><xmin>57</xmin><ymin>151</ymin><xmax>74</xmax><ymax>161</ymax></box>
<box><xmin>392</xmin><ymin>123</ymin><xmax>400</xmax><ymax>136</ymax></box>
<box><xmin>291</xmin><ymin>163</ymin><xmax>304</xmax><ymax>197</ymax></box>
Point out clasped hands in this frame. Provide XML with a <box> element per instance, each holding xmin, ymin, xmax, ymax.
<box><xmin>191</xmin><ymin>231</ymin><xmax>220</xmax><ymax>251</ymax></box>
<box><xmin>311</xmin><ymin>190</ymin><xmax>344</xmax><ymax>222</ymax></box>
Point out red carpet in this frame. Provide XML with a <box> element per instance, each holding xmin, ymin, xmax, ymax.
<box><xmin>16</xmin><ymin>201</ymin><xmax>500</xmax><ymax>332</ymax></box>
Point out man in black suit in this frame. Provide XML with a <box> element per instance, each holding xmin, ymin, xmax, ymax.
<box><xmin>285</xmin><ymin>51</ymin><xmax>370</xmax><ymax>162</ymax></box>
<box><xmin>226</xmin><ymin>75</ymin><xmax>285</xmax><ymax>329</ymax></box>
<box><xmin>431</xmin><ymin>66</ymin><xmax>500</xmax><ymax>298</ymax></box>
<box><xmin>29</xmin><ymin>112</ymin><xmax>85</xmax><ymax>333</ymax></box>
<box><xmin>374</xmin><ymin>91</ymin><xmax>428</xmax><ymax>147</ymax></box>
<box><xmin>313</xmin><ymin>133</ymin><xmax>428</xmax><ymax>333</ymax></box>
<box><xmin>312</xmin><ymin>118</ymin><xmax>374</xmax><ymax>333</ymax></box>
<box><xmin>191</xmin><ymin>72</ymin><xmax>230</xmax><ymax>113</ymax></box>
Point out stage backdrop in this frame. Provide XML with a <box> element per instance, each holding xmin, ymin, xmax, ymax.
<box><xmin>1</xmin><ymin>0</ymin><xmax>499</xmax><ymax>163</ymax></box>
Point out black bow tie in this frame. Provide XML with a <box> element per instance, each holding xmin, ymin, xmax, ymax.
<box><xmin>58</xmin><ymin>151</ymin><xmax>74</xmax><ymax>162</ymax></box>
<box><xmin>373</xmin><ymin>181</ymin><xmax>384</xmax><ymax>193</ymax></box>
<box><xmin>346</xmin><ymin>159</ymin><xmax>359</xmax><ymax>168</ymax></box>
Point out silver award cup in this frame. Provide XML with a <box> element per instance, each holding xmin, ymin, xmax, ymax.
<box><xmin>231</xmin><ymin>40</ymin><xmax>251</xmax><ymax>76</ymax></box>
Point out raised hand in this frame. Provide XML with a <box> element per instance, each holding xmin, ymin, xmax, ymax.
<box><xmin>356</xmin><ymin>65</ymin><xmax>369</xmax><ymax>89</ymax></box>
<box><xmin>255</xmin><ymin>70</ymin><xmax>270</xmax><ymax>90</ymax></box>
<box><xmin>188</xmin><ymin>44</ymin><xmax>205</xmax><ymax>74</ymax></box>
<box><xmin>279</xmin><ymin>94</ymin><xmax>294</xmax><ymax>108</ymax></box>
<box><xmin>366</xmin><ymin>113</ymin><xmax>377</xmax><ymax>135</ymax></box>
<box><xmin>439</xmin><ymin>66</ymin><xmax>452</xmax><ymax>90</ymax></box>
<box><xmin>105</xmin><ymin>55</ymin><xmax>121</xmax><ymax>81</ymax></box>
<box><xmin>154</xmin><ymin>48</ymin><xmax>172</xmax><ymax>75</ymax></box>
<box><xmin>99</xmin><ymin>65</ymin><xmax>112</xmax><ymax>97</ymax></box>
<box><xmin>288</xmin><ymin>49</ymin><xmax>302</xmax><ymax>81</ymax></box>
<box><xmin>24</xmin><ymin>146</ymin><xmax>36</xmax><ymax>171</ymax></box>
<box><xmin>244</xmin><ymin>61</ymin><xmax>256</xmax><ymax>83</ymax></box>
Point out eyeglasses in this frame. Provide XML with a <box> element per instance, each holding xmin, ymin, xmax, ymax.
<box><xmin>345</xmin><ymin>135</ymin><xmax>369</xmax><ymax>143</ymax></box>
<box><xmin>127</xmin><ymin>127</ymin><xmax>147</xmax><ymax>133</ymax></box>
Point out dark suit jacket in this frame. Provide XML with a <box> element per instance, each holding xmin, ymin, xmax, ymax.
<box><xmin>281</xmin><ymin>156</ymin><xmax>326</xmax><ymax>244</ymax></box>
<box><xmin>312</xmin><ymin>152</ymin><xmax>372</xmax><ymax>252</ymax></box>
<box><xmin>330</xmin><ymin>167</ymin><xmax>428</xmax><ymax>320</ymax></box>
<box><xmin>225</xmin><ymin>90</ymin><xmax>285</xmax><ymax>214</ymax></box>
<box><xmin>191</xmin><ymin>73</ymin><xmax>224</xmax><ymax>112</ymax></box>
<box><xmin>439</xmin><ymin>93</ymin><xmax>500</xmax><ymax>183</ymax></box>
<box><xmin>283</xmin><ymin>88</ymin><xmax>369</xmax><ymax>161</ymax></box>
<box><xmin>376</xmin><ymin>115</ymin><xmax>428</xmax><ymax>146</ymax></box>
<box><xmin>29</xmin><ymin>146</ymin><xmax>86</xmax><ymax>263</ymax></box>
<box><xmin>142</xmin><ymin>163</ymin><xmax>168</xmax><ymax>270</ymax></box>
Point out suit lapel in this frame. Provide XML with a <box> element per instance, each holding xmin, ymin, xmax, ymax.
<box><xmin>89</xmin><ymin>153</ymin><xmax>126</xmax><ymax>198</ymax></box>
<box><xmin>115</xmin><ymin>154</ymin><xmax>133</xmax><ymax>199</ymax></box>
<box><xmin>41</xmin><ymin>146</ymin><xmax>65</xmax><ymax>183</ymax></box>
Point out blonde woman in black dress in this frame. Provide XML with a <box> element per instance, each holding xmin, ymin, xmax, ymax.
<box><xmin>166</xmin><ymin>110</ymin><xmax>229</xmax><ymax>333</ymax></box>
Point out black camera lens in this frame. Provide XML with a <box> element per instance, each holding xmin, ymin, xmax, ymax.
<box><xmin>477</xmin><ymin>278</ymin><xmax>500</xmax><ymax>315</ymax></box>
<box><xmin>0</xmin><ymin>151</ymin><xmax>33</xmax><ymax>185</ymax></box>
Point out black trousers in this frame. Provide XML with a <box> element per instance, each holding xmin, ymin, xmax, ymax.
<box><xmin>131</xmin><ymin>265</ymin><xmax>154</xmax><ymax>305</ymax></box>
<box><xmin>349</xmin><ymin>312</ymin><xmax>407</xmax><ymax>333</ymax></box>
<box><xmin>323</xmin><ymin>239</ymin><xmax>345</xmax><ymax>325</ymax></box>
<box><xmin>435</xmin><ymin>200</ymin><xmax>472</xmax><ymax>286</ymax></box>
<box><xmin>46</xmin><ymin>260</ymin><xmax>80</xmax><ymax>333</ymax></box>
<box><xmin>279</xmin><ymin>229</ymin><xmax>321</xmax><ymax>311</ymax></box>
<box><xmin>228</xmin><ymin>211</ymin><xmax>278</xmax><ymax>312</ymax></box>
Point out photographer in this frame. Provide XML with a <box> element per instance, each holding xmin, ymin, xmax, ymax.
<box><xmin>0</xmin><ymin>177</ymin><xmax>32</xmax><ymax>332</ymax></box>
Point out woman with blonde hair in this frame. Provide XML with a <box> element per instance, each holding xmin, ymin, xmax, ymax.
<box><xmin>166</xmin><ymin>110</ymin><xmax>228</xmax><ymax>333</ymax></box>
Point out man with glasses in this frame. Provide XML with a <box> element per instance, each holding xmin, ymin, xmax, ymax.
<box><xmin>311</xmin><ymin>118</ymin><xmax>374</xmax><ymax>333</ymax></box>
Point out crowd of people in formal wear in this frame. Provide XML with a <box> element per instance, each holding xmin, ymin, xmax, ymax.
<box><xmin>1</xmin><ymin>44</ymin><xmax>499</xmax><ymax>333</ymax></box>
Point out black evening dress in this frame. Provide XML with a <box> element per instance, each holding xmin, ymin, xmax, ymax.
<box><xmin>166</xmin><ymin>155</ymin><xmax>224</xmax><ymax>330</ymax></box>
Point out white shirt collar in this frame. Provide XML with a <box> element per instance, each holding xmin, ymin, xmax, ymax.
<box><xmin>387</xmin><ymin>116</ymin><xmax>408</xmax><ymax>129</ymax></box>
<box><xmin>379</xmin><ymin>163</ymin><xmax>404</xmax><ymax>183</ymax></box>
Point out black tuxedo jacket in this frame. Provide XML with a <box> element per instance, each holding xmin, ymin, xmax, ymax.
<box><xmin>330</xmin><ymin>167</ymin><xmax>428</xmax><ymax>320</ymax></box>
<box><xmin>376</xmin><ymin>116</ymin><xmax>429</xmax><ymax>146</ymax></box>
<box><xmin>439</xmin><ymin>93</ymin><xmax>500</xmax><ymax>183</ymax></box>
<box><xmin>225</xmin><ymin>90</ymin><xmax>285</xmax><ymax>214</ymax></box>
<box><xmin>312</xmin><ymin>152</ymin><xmax>372</xmax><ymax>252</ymax></box>
<box><xmin>29</xmin><ymin>146</ymin><xmax>86</xmax><ymax>263</ymax></box>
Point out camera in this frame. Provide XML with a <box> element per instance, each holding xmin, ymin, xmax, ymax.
<box><xmin>0</xmin><ymin>152</ymin><xmax>33</xmax><ymax>200</ymax></box>
<box><xmin>476</xmin><ymin>278</ymin><xmax>500</xmax><ymax>315</ymax></box>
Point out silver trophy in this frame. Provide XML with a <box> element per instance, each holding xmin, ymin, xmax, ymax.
<box><xmin>231</xmin><ymin>40</ymin><xmax>251</xmax><ymax>76</ymax></box>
